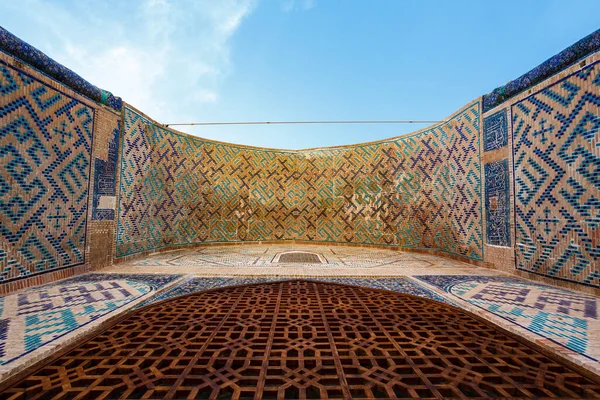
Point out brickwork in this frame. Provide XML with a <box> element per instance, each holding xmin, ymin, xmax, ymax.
<box><xmin>511</xmin><ymin>59</ymin><xmax>600</xmax><ymax>287</ymax></box>
<box><xmin>117</xmin><ymin>103</ymin><xmax>483</xmax><ymax>261</ymax></box>
<box><xmin>0</xmin><ymin>50</ymin><xmax>120</xmax><ymax>289</ymax></box>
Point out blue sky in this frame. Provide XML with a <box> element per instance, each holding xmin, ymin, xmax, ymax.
<box><xmin>2</xmin><ymin>0</ymin><xmax>599</xmax><ymax>149</ymax></box>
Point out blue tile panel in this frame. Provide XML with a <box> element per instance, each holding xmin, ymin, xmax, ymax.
<box><xmin>483</xmin><ymin>108</ymin><xmax>508</xmax><ymax>152</ymax></box>
<box><xmin>512</xmin><ymin>60</ymin><xmax>600</xmax><ymax>287</ymax></box>
<box><xmin>0</xmin><ymin>60</ymin><xmax>94</xmax><ymax>282</ymax></box>
<box><xmin>92</xmin><ymin>121</ymin><xmax>120</xmax><ymax>220</ymax></box>
<box><xmin>416</xmin><ymin>275</ymin><xmax>600</xmax><ymax>361</ymax></box>
<box><xmin>485</xmin><ymin>159</ymin><xmax>511</xmax><ymax>246</ymax></box>
<box><xmin>0</xmin><ymin>26</ymin><xmax>121</xmax><ymax>110</ymax></box>
<box><xmin>483</xmin><ymin>28</ymin><xmax>600</xmax><ymax>112</ymax></box>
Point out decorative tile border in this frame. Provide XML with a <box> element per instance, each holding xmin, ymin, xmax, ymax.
<box><xmin>483</xmin><ymin>108</ymin><xmax>508</xmax><ymax>151</ymax></box>
<box><xmin>483</xmin><ymin>28</ymin><xmax>600</xmax><ymax>112</ymax></box>
<box><xmin>485</xmin><ymin>159</ymin><xmax>511</xmax><ymax>246</ymax></box>
<box><xmin>54</xmin><ymin>272</ymin><xmax>181</xmax><ymax>290</ymax></box>
<box><xmin>92</xmin><ymin>121</ymin><xmax>120</xmax><ymax>220</ymax></box>
<box><xmin>416</xmin><ymin>275</ymin><xmax>600</xmax><ymax>362</ymax></box>
<box><xmin>0</xmin><ymin>273</ymin><xmax>181</xmax><ymax>373</ymax></box>
<box><xmin>138</xmin><ymin>276</ymin><xmax>451</xmax><ymax>308</ymax></box>
<box><xmin>0</xmin><ymin>27</ymin><xmax>121</xmax><ymax>110</ymax></box>
<box><xmin>125</xmin><ymin>244</ymin><xmax>476</xmax><ymax>269</ymax></box>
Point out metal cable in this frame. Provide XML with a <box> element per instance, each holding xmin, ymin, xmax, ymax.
<box><xmin>163</xmin><ymin>119</ymin><xmax>445</xmax><ymax>127</ymax></box>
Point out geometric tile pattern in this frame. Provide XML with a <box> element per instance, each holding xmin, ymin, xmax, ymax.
<box><xmin>138</xmin><ymin>276</ymin><xmax>451</xmax><ymax>308</ymax></box>
<box><xmin>0</xmin><ymin>60</ymin><xmax>94</xmax><ymax>282</ymax></box>
<box><xmin>483</xmin><ymin>108</ymin><xmax>508</xmax><ymax>151</ymax></box>
<box><xmin>116</xmin><ymin>108</ymin><xmax>206</xmax><ymax>256</ymax></box>
<box><xmin>0</xmin><ymin>279</ymin><xmax>150</xmax><ymax>365</ymax></box>
<box><xmin>53</xmin><ymin>272</ymin><xmax>181</xmax><ymax>289</ymax></box>
<box><xmin>92</xmin><ymin>120</ymin><xmax>120</xmax><ymax>220</ymax></box>
<box><xmin>301</xmin><ymin>103</ymin><xmax>483</xmax><ymax>260</ymax></box>
<box><xmin>416</xmin><ymin>275</ymin><xmax>600</xmax><ymax>361</ymax></box>
<box><xmin>126</xmin><ymin>244</ymin><xmax>476</xmax><ymax>269</ymax></box>
<box><xmin>512</xmin><ymin>60</ymin><xmax>600</xmax><ymax>287</ymax></box>
<box><xmin>117</xmin><ymin>103</ymin><xmax>483</xmax><ymax>260</ymax></box>
<box><xmin>5</xmin><ymin>280</ymin><xmax>600</xmax><ymax>399</ymax></box>
<box><xmin>0</xmin><ymin>273</ymin><xmax>179</xmax><ymax>367</ymax></box>
<box><xmin>485</xmin><ymin>159</ymin><xmax>511</xmax><ymax>246</ymax></box>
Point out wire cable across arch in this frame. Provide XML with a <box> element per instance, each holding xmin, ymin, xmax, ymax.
<box><xmin>163</xmin><ymin>120</ymin><xmax>445</xmax><ymax>127</ymax></box>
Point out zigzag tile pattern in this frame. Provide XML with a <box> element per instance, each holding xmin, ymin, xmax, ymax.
<box><xmin>418</xmin><ymin>275</ymin><xmax>600</xmax><ymax>361</ymax></box>
<box><xmin>117</xmin><ymin>103</ymin><xmax>483</xmax><ymax>260</ymax></box>
<box><xmin>0</xmin><ymin>279</ymin><xmax>150</xmax><ymax>365</ymax></box>
<box><xmin>512</xmin><ymin>61</ymin><xmax>600</xmax><ymax>286</ymax></box>
<box><xmin>0</xmin><ymin>60</ymin><xmax>93</xmax><ymax>282</ymax></box>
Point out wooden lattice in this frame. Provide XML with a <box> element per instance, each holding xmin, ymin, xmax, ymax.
<box><xmin>278</xmin><ymin>253</ymin><xmax>322</xmax><ymax>263</ymax></box>
<box><xmin>2</xmin><ymin>280</ymin><xmax>600</xmax><ymax>399</ymax></box>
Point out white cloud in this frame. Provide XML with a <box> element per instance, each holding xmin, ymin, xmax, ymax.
<box><xmin>1</xmin><ymin>0</ymin><xmax>255</xmax><ymax>127</ymax></box>
<box><xmin>282</xmin><ymin>0</ymin><xmax>315</xmax><ymax>12</ymax></box>
<box><xmin>191</xmin><ymin>90</ymin><xmax>219</xmax><ymax>104</ymax></box>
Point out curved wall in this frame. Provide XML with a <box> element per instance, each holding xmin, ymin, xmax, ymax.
<box><xmin>116</xmin><ymin>102</ymin><xmax>484</xmax><ymax>261</ymax></box>
<box><xmin>1</xmin><ymin>25</ymin><xmax>599</xmax><ymax>294</ymax></box>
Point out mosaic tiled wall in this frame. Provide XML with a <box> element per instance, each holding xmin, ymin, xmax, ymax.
<box><xmin>0</xmin><ymin>50</ymin><xmax>121</xmax><ymax>284</ymax></box>
<box><xmin>117</xmin><ymin>103</ymin><xmax>483</xmax><ymax>260</ymax></box>
<box><xmin>0</xmin><ymin>58</ymin><xmax>93</xmax><ymax>281</ymax></box>
<box><xmin>299</xmin><ymin>102</ymin><xmax>482</xmax><ymax>258</ymax></box>
<box><xmin>512</xmin><ymin>60</ymin><xmax>600</xmax><ymax>287</ymax></box>
<box><xmin>3</xmin><ymin>23</ymin><xmax>600</xmax><ymax>292</ymax></box>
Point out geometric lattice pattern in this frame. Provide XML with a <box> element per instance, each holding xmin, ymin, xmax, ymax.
<box><xmin>483</xmin><ymin>108</ymin><xmax>508</xmax><ymax>151</ymax></box>
<box><xmin>0</xmin><ymin>60</ymin><xmax>93</xmax><ymax>282</ymax></box>
<box><xmin>512</xmin><ymin>60</ymin><xmax>600</xmax><ymax>287</ymax></box>
<box><xmin>485</xmin><ymin>159</ymin><xmax>511</xmax><ymax>246</ymax></box>
<box><xmin>278</xmin><ymin>252</ymin><xmax>322</xmax><ymax>263</ymax></box>
<box><xmin>417</xmin><ymin>275</ymin><xmax>600</xmax><ymax>361</ymax></box>
<box><xmin>117</xmin><ymin>103</ymin><xmax>483</xmax><ymax>260</ymax></box>
<box><xmin>5</xmin><ymin>281</ymin><xmax>600</xmax><ymax>398</ymax></box>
